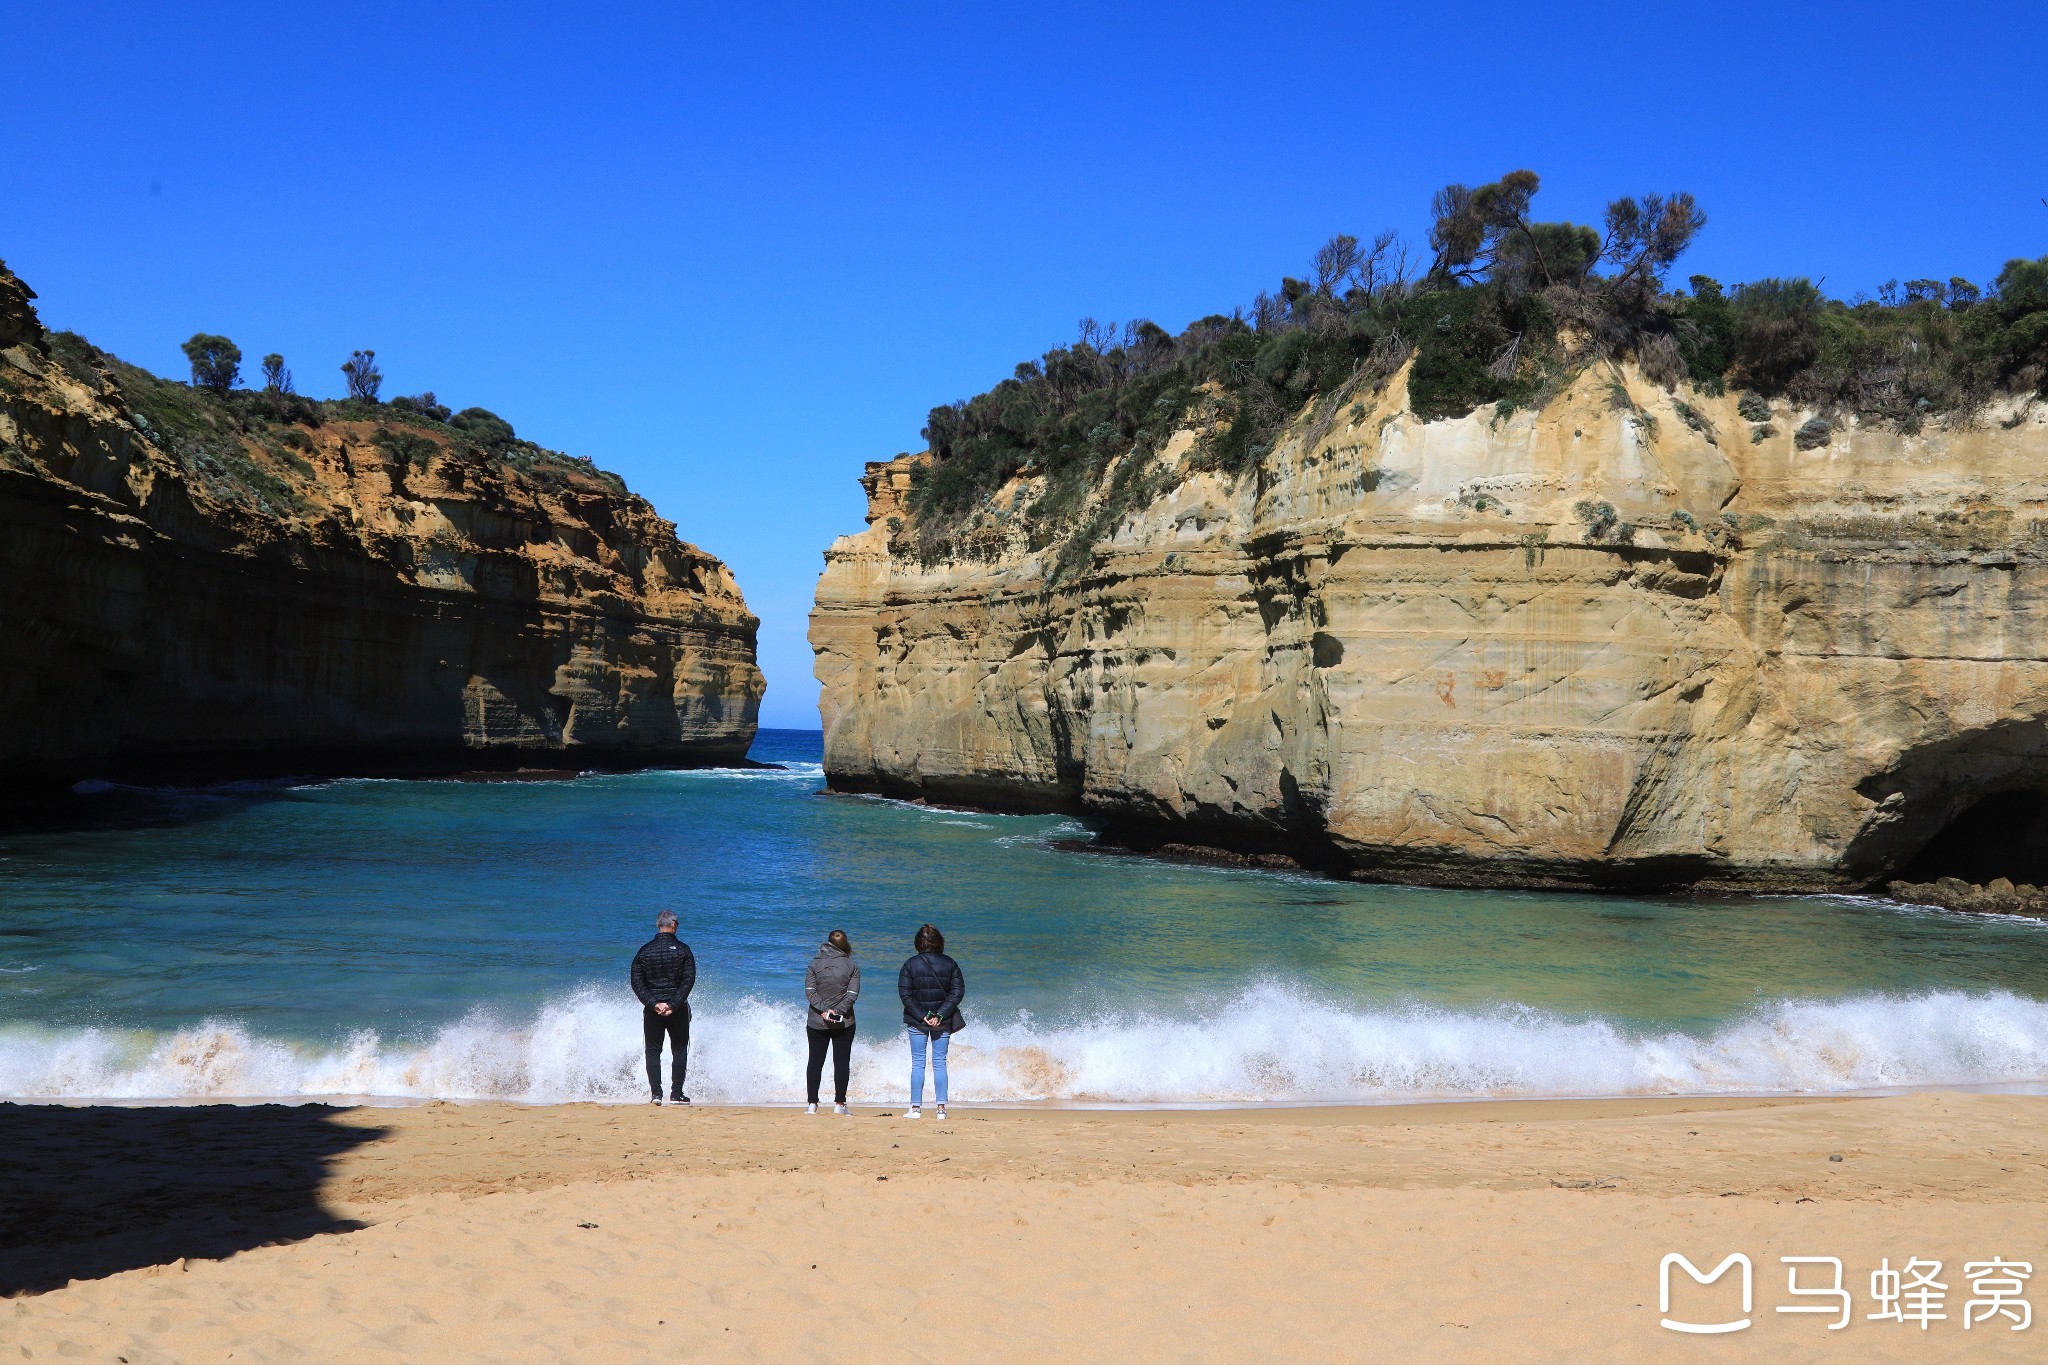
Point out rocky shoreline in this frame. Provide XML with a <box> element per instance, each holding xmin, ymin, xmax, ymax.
<box><xmin>1888</xmin><ymin>878</ymin><xmax>2048</xmax><ymax>921</ymax></box>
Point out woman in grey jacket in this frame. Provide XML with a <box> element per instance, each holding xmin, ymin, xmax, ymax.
<box><xmin>803</xmin><ymin>930</ymin><xmax>860</xmax><ymax>1114</ymax></box>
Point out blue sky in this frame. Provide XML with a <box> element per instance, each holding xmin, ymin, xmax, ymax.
<box><xmin>7</xmin><ymin>2</ymin><xmax>2043</xmax><ymax>727</ymax></box>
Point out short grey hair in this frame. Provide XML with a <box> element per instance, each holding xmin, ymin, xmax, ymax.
<box><xmin>657</xmin><ymin>910</ymin><xmax>678</xmax><ymax>931</ymax></box>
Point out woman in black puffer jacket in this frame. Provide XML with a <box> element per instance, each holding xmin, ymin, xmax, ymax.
<box><xmin>897</xmin><ymin>923</ymin><xmax>965</xmax><ymax>1121</ymax></box>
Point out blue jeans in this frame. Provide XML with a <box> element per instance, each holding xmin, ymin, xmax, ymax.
<box><xmin>907</xmin><ymin>1027</ymin><xmax>950</xmax><ymax>1105</ymax></box>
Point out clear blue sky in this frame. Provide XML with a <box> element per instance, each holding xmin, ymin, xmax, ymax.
<box><xmin>7</xmin><ymin>2</ymin><xmax>2043</xmax><ymax>728</ymax></box>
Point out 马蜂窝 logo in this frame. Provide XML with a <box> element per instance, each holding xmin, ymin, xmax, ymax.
<box><xmin>1659</xmin><ymin>1253</ymin><xmax>2030</xmax><ymax>1335</ymax></box>
<box><xmin>1660</xmin><ymin>1253</ymin><xmax>1752</xmax><ymax>1334</ymax></box>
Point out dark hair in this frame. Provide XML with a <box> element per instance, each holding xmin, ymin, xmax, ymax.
<box><xmin>914</xmin><ymin>923</ymin><xmax>944</xmax><ymax>954</ymax></box>
<box><xmin>827</xmin><ymin>929</ymin><xmax>852</xmax><ymax>954</ymax></box>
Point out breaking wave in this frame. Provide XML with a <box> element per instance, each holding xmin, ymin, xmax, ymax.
<box><xmin>623</xmin><ymin>761</ymin><xmax>824</xmax><ymax>783</ymax></box>
<box><xmin>5</xmin><ymin>983</ymin><xmax>2047</xmax><ymax>1106</ymax></box>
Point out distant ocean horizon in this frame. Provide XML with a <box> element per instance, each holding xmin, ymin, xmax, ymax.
<box><xmin>4</xmin><ymin>727</ymin><xmax>2047</xmax><ymax>1106</ymax></box>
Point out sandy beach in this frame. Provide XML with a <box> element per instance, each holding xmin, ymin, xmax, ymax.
<box><xmin>4</xmin><ymin>1090</ymin><xmax>2044</xmax><ymax>1361</ymax></box>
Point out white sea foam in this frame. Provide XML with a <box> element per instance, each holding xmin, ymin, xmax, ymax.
<box><xmin>998</xmin><ymin>819</ymin><xmax>1096</xmax><ymax>847</ymax></box>
<box><xmin>624</xmin><ymin>762</ymin><xmax>824</xmax><ymax>782</ymax></box>
<box><xmin>5</xmin><ymin>983</ymin><xmax>2048</xmax><ymax>1106</ymax></box>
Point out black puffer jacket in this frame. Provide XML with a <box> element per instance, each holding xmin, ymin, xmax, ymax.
<box><xmin>630</xmin><ymin>933</ymin><xmax>697</xmax><ymax>1016</ymax></box>
<box><xmin>898</xmin><ymin>951</ymin><xmax>965</xmax><ymax>1034</ymax></box>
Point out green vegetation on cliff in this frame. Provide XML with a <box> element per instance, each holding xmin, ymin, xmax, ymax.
<box><xmin>907</xmin><ymin>172</ymin><xmax>2048</xmax><ymax>572</ymax></box>
<box><xmin>34</xmin><ymin>329</ymin><xmax>628</xmax><ymax>514</ymax></box>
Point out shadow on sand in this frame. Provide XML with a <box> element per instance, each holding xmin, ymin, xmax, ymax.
<box><xmin>0</xmin><ymin>1102</ymin><xmax>386</xmax><ymax>1296</ymax></box>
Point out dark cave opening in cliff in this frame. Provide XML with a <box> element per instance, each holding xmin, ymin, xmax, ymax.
<box><xmin>1895</xmin><ymin>789</ymin><xmax>2048</xmax><ymax>886</ymax></box>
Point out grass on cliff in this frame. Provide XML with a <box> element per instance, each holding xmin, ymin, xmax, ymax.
<box><xmin>44</xmin><ymin>331</ymin><xmax>631</xmax><ymax>510</ymax></box>
<box><xmin>906</xmin><ymin>171</ymin><xmax>2048</xmax><ymax>576</ymax></box>
<box><xmin>48</xmin><ymin>332</ymin><xmax>310</xmax><ymax>516</ymax></box>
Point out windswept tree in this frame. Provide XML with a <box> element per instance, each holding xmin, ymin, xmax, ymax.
<box><xmin>1426</xmin><ymin>171</ymin><xmax>1609</xmax><ymax>296</ymax></box>
<box><xmin>1310</xmin><ymin>229</ymin><xmax>1406</xmax><ymax>303</ymax></box>
<box><xmin>1602</xmin><ymin>193</ymin><xmax>1707</xmax><ymax>297</ymax></box>
<box><xmin>341</xmin><ymin>349</ymin><xmax>382</xmax><ymax>402</ymax></box>
<box><xmin>260</xmin><ymin>353</ymin><xmax>294</xmax><ymax>394</ymax></box>
<box><xmin>1425</xmin><ymin>171</ymin><xmax>1703</xmax><ymax>304</ymax></box>
<box><xmin>181</xmin><ymin>333</ymin><xmax>241</xmax><ymax>393</ymax></box>
<box><xmin>1426</xmin><ymin>170</ymin><xmax>1543</xmax><ymax>285</ymax></box>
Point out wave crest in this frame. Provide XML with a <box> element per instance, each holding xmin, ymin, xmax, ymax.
<box><xmin>5</xmin><ymin>984</ymin><xmax>2047</xmax><ymax>1104</ymax></box>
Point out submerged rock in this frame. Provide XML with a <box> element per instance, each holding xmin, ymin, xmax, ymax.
<box><xmin>1889</xmin><ymin>879</ymin><xmax>2048</xmax><ymax>920</ymax></box>
<box><xmin>0</xmin><ymin>261</ymin><xmax>762</xmax><ymax>798</ymax></box>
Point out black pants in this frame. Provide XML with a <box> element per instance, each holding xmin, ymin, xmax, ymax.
<box><xmin>643</xmin><ymin>1008</ymin><xmax>689</xmax><ymax>1099</ymax></box>
<box><xmin>806</xmin><ymin>1025</ymin><xmax>854</xmax><ymax>1104</ymax></box>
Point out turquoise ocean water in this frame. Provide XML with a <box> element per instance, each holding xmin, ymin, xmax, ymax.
<box><xmin>3</xmin><ymin>729</ymin><xmax>2047</xmax><ymax>1104</ymax></box>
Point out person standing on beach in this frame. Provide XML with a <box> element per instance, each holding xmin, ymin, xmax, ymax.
<box><xmin>631</xmin><ymin>911</ymin><xmax>695</xmax><ymax>1105</ymax></box>
<box><xmin>897</xmin><ymin>923</ymin><xmax>965</xmax><ymax>1121</ymax></box>
<box><xmin>803</xmin><ymin>929</ymin><xmax>860</xmax><ymax>1114</ymax></box>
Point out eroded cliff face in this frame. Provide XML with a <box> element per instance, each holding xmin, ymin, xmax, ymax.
<box><xmin>812</xmin><ymin>361</ymin><xmax>2048</xmax><ymax>891</ymax></box>
<box><xmin>0</xmin><ymin>263</ymin><xmax>762</xmax><ymax>796</ymax></box>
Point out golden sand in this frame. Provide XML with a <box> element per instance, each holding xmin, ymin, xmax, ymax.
<box><xmin>6</xmin><ymin>1092</ymin><xmax>2045</xmax><ymax>1360</ymax></box>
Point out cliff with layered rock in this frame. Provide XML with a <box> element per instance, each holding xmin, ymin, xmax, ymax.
<box><xmin>812</xmin><ymin>363</ymin><xmax>2048</xmax><ymax>892</ymax></box>
<box><xmin>0</xmin><ymin>261</ymin><xmax>762</xmax><ymax>799</ymax></box>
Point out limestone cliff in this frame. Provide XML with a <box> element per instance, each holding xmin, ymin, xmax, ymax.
<box><xmin>812</xmin><ymin>362</ymin><xmax>2048</xmax><ymax>892</ymax></box>
<box><xmin>0</xmin><ymin>262</ymin><xmax>762</xmax><ymax>798</ymax></box>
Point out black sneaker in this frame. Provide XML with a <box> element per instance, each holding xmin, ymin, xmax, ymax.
<box><xmin>672</xmin><ymin>1093</ymin><xmax>691</xmax><ymax>1105</ymax></box>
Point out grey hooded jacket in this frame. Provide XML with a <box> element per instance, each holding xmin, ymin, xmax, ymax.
<box><xmin>804</xmin><ymin>942</ymin><xmax>861</xmax><ymax>1030</ymax></box>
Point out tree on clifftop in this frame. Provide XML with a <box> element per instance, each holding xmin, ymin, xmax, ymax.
<box><xmin>341</xmin><ymin>349</ymin><xmax>382</xmax><ymax>401</ymax></box>
<box><xmin>181</xmin><ymin>333</ymin><xmax>241</xmax><ymax>392</ymax></box>
<box><xmin>1603</xmin><ymin>193</ymin><xmax>1706</xmax><ymax>295</ymax></box>
<box><xmin>261</xmin><ymin>353</ymin><xmax>293</xmax><ymax>394</ymax></box>
<box><xmin>1427</xmin><ymin>171</ymin><xmax>1550</xmax><ymax>286</ymax></box>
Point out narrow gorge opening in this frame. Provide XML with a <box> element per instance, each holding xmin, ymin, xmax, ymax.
<box><xmin>1894</xmin><ymin>789</ymin><xmax>2048</xmax><ymax>887</ymax></box>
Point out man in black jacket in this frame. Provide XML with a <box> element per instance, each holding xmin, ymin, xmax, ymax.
<box><xmin>630</xmin><ymin>911</ymin><xmax>696</xmax><ymax>1105</ymax></box>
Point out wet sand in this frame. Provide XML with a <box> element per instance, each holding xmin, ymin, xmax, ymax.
<box><xmin>7</xmin><ymin>1091</ymin><xmax>2045</xmax><ymax>1360</ymax></box>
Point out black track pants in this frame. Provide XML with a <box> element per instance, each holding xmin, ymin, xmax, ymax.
<box><xmin>805</xmin><ymin>1026</ymin><xmax>854</xmax><ymax>1104</ymax></box>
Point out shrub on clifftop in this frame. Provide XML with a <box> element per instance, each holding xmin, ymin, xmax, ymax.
<box><xmin>390</xmin><ymin>392</ymin><xmax>452</xmax><ymax>422</ymax></box>
<box><xmin>908</xmin><ymin>170</ymin><xmax>1708</xmax><ymax>563</ymax></box>
<box><xmin>1726</xmin><ymin>279</ymin><xmax>1823</xmax><ymax>394</ymax></box>
<box><xmin>904</xmin><ymin>173</ymin><xmax>2048</xmax><ymax>573</ymax></box>
<box><xmin>450</xmin><ymin>407</ymin><xmax>515</xmax><ymax>454</ymax></box>
<box><xmin>1993</xmin><ymin>256</ymin><xmax>2048</xmax><ymax>385</ymax></box>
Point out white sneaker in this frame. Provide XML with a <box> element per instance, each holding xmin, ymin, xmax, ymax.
<box><xmin>936</xmin><ymin>1106</ymin><xmax>947</xmax><ymax>1121</ymax></box>
<box><xmin>834</xmin><ymin>1104</ymin><xmax>849</xmax><ymax>1115</ymax></box>
<box><xmin>906</xmin><ymin>1106</ymin><xmax>922</xmax><ymax>1120</ymax></box>
<box><xmin>805</xmin><ymin>1103</ymin><xmax>817</xmax><ymax>1115</ymax></box>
